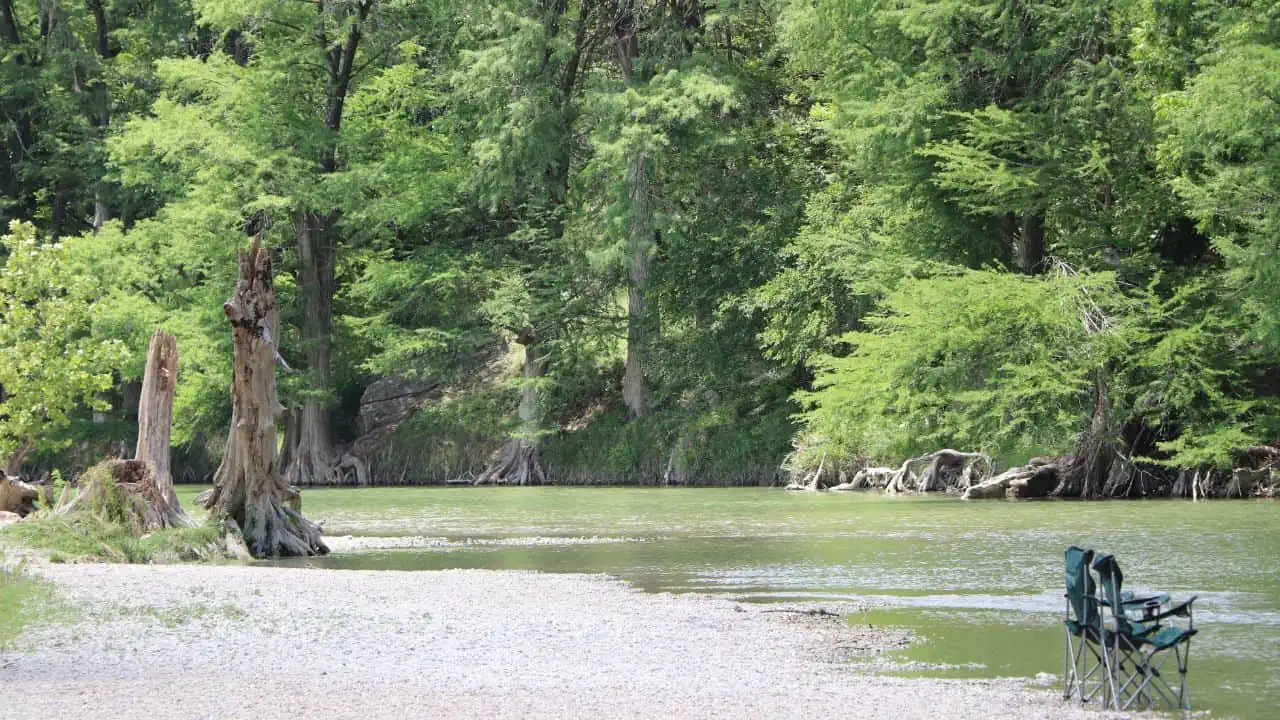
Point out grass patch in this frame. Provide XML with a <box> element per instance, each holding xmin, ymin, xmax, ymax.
<box><xmin>117</xmin><ymin>602</ymin><xmax>249</xmax><ymax>628</ymax></box>
<box><xmin>0</xmin><ymin>556</ymin><xmax>57</xmax><ymax>649</ymax></box>
<box><xmin>1</xmin><ymin>514</ymin><xmax>223</xmax><ymax>564</ymax></box>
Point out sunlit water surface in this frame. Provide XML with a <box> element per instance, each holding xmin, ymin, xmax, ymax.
<box><xmin>177</xmin><ymin>486</ymin><xmax>1280</xmax><ymax>718</ymax></box>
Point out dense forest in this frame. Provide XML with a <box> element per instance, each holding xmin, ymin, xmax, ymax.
<box><xmin>1</xmin><ymin>0</ymin><xmax>1278</xmax><ymax>497</ymax></box>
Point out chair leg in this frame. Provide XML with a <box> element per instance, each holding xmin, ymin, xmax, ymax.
<box><xmin>1178</xmin><ymin>641</ymin><xmax>1192</xmax><ymax>713</ymax></box>
<box><xmin>1064</xmin><ymin>629</ymin><xmax>1075</xmax><ymax>700</ymax></box>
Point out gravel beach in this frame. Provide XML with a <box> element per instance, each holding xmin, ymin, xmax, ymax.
<box><xmin>3</xmin><ymin>563</ymin><xmax>1119</xmax><ymax>720</ymax></box>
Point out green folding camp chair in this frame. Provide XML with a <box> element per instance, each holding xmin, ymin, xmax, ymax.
<box><xmin>1092</xmin><ymin>553</ymin><xmax>1198</xmax><ymax>712</ymax></box>
<box><xmin>1063</xmin><ymin>546</ymin><xmax>1106</xmax><ymax>703</ymax></box>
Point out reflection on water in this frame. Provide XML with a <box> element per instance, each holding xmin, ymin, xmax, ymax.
<box><xmin>177</xmin><ymin>486</ymin><xmax>1279</xmax><ymax>718</ymax></box>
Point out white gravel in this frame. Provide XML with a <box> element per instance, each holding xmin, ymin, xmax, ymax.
<box><xmin>2</xmin><ymin>564</ymin><xmax>1125</xmax><ymax>719</ymax></box>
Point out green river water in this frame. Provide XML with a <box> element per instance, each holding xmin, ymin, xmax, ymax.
<box><xmin>177</xmin><ymin>486</ymin><xmax>1280</xmax><ymax>718</ymax></box>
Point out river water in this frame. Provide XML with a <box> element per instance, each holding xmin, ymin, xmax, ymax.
<box><xmin>179</xmin><ymin>486</ymin><xmax>1280</xmax><ymax>718</ymax></box>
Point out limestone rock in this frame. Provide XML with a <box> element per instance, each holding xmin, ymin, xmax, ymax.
<box><xmin>357</xmin><ymin>375</ymin><xmax>442</xmax><ymax>435</ymax></box>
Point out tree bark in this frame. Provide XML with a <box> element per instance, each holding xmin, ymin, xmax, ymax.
<box><xmin>614</xmin><ymin>1</ymin><xmax>652</xmax><ymax>420</ymax></box>
<box><xmin>282</xmin><ymin>210</ymin><xmax>339</xmax><ymax>486</ymax></box>
<box><xmin>201</xmin><ymin>237</ymin><xmax>326</xmax><ymax>558</ymax></box>
<box><xmin>280</xmin><ymin>3</ymin><xmax>368</xmax><ymax>485</ymax></box>
<box><xmin>132</xmin><ymin>329</ymin><xmax>192</xmax><ymax>528</ymax></box>
<box><xmin>1015</xmin><ymin>212</ymin><xmax>1045</xmax><ymax>274</ymax></box>
<box><xmin>474</xmin><ymin>339</ymin><xmax>547</xmax><ymax>486</ymax></box>
<box><xmin>5</xmin><ymin>438</ymin><xmax>31</xmax><ymax>478</ymax></box>
<box><xmin>0</xmin><ymin>474</ymin><xmax>36</xmax><ymax>516</ymax></box>
<box><xmin>0</xmin><ymin>0</ymin><xmax>20</xmax><ymax>45</ymax></box>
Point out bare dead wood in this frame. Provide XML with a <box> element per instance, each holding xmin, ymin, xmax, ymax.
<box><xmin>200</xmin><ymin>236</ymin><xmax>327</xmax><ymax>558</ymax></box>
<box><xmin>885</xmin><ymin>450</ymin><xmax>991</xmax><ymax>494</ymax></box>
<box><xmin>961</xmin><ymin>462</ymin><xmax>1060</xmax><ymax>500</ymax></box>
<box><xmin>133</xmin><ymin>329</ymin><xmax>192</xmax><ymax>529</ymax></box>
<box><xmin>785</xmin><ymin>452</ymin><xmax>826</xmax><ymax>491</ymax></box>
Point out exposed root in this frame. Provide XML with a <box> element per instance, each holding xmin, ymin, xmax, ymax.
<box><xmin>884</xmin><ymin>449</ymin><xmax>991</xmax><ymax>494</ymax></box>
<box><xmin>961</xmin><ymin>459</ymin><xmax>1059</xmax><ymax>500</ymax></box>
<box><xmin>473</xmin><ymin>440</ymin><xmax>546</xmax><ymax>486</ymax></box>
<box><xmin>785</xmin><ymin>452</ymin><xmax>827</xmax><ymax>491</ymax></box>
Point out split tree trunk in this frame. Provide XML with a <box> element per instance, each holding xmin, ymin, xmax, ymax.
<box><xmin>132</xmin><ymin>328</ymin><xmax>192</xmax><ymax>528</ymax></box>
<box><xmin>201</xmin><ymin>237</ymin><xmax>326</xmax><ymax>558</ymax></box>
<box><xmin>1016</xmin><ymin>212</ymin><xmax>1045</xmax><ymax>274</ymax></box>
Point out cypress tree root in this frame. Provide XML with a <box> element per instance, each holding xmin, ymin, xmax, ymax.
<box><xmin>473</xmin><ymin>440</ymin><xmax>546</xmax><ymax>486</ymax></box>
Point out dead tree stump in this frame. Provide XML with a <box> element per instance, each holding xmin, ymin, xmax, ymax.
<box><xmin>133</xmin><ymin>329</ymin><xmax>192</xmax><ymax>528</ymax></box>
<box><xmin>200</xmin><ymin>237</ymin><xmax>327</xmax><ymax>558</ymax></box>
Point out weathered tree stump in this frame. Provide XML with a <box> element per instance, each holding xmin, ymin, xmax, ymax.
<box><xmin>200</xmin><ymin>236</ymin><xmax>327</xmax><ymax>558</ymax></box>
<box><xmin>133</xmin><ymin>329</ymin><xmax>192</xmax><ymax>528</ymax></box>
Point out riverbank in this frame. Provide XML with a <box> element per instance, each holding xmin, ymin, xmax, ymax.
<box><xmin>1</xmin><ymin>563</ymin><xmax>1112</xmax><ymax>720</ymax></box>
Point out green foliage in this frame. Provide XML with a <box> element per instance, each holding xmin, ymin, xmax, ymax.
<box><xmin>0</xmin><ymin>221</ymin><xmax>128</xmax><ymax>463</ymax></box>
<box><xmin>1158</xmin><ymin>35</ymin><xmax>1280</xmax><ymax>351</ymax></box>
<box><xmin>2</xmin><ymin>0</ymin><xmax>1278</xmax><ymax>489</ymax></box>
<box><xmin>799</xmin><ymin>269</ymin><xmax>1135</xmax><ymax>464</ymax></box>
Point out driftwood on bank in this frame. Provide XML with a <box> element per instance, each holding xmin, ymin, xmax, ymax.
<box><xmin>800</xmin><ymin>448</ymin><xmax>1066</xmax><ymax>500</ymax></box>
<box><xmin>199</xmin><ymin>236</ymin><xmax>327</xmax><ymax>558</ymax></box>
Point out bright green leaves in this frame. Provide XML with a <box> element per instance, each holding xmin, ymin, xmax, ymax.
<box><xmin>1158</xmin><ymin>41</ymin><xmax>1280</xmax><ymax>351</ymax></box>
<box><xmin>0</xmin><ymin>222</ymin><xmax>128</xmax><ymax>462</ymax></box>
<box><xmin>798</xmin><ymin>269</ymin><xmax>1133</xmax><ymax>464</ymax></box>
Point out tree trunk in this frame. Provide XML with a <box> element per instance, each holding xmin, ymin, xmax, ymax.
<box><xmin>1052</xmin><ymin>371</ymin><xmax>1127</xmax><ymax>498</ymax></box>
<box><xmin>132</xmin><ymin>329</ymin><xmax>192</xmax><ymax>528</ymax></box>
<box><xmin>5</xmin><ymin>439</ymin><xmax>31</xmax><ymax>478</ymax></box>
<box><xmin>615</xmin><ymin>3</ymin><xmax>652</xmax><ymax>420</ymax></box>
<box><xmin>201</xmin><ymin>237</ymin><xmax>326</xmax><ymax>558</ymax></box>
<box><xmin>1015</xmin><ymin>212</ymin><xmax>1045</xmax><ymax>274</ymax></box>
<box><xmin>474</xmin><ymin>339</ymin><xmax>547</xmax><ymax>486</ymax></box>
<box><xmin>0</xmin><ymin>0</ymin><xmax>20</xmax><ymax>45</ymax></box>
<box><xmin>282</xmin><ymin>210</ymin><xmax>340</xmax><ymax>486</ymax></box>
<box><xmin>622</xmin><ymin>155</ymin><xmax>651</xmax><ymax>419</ymax></box>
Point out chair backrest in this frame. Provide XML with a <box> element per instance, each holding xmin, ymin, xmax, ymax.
<box><xmin>1091</xmin><ymin>552</ymin><xmax>1135</xmax><ymax>635</ymax></box>
<box><xmin>1065</xmin><ymin>546</ymin><xmax>1098</xmax><ymax>627</ymax></box>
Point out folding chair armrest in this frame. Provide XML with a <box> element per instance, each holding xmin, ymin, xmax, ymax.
<box><xmin>1148</xmin><ymin>595</ymin><xmax>1197</xmax><ymax>622</ymax></box>
<box><xmin>1118</xmin><ymin>592</ymin><xmax>1170</xmax><ymax>607</ymax></box>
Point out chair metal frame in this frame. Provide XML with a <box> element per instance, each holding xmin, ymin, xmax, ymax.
<box><xmin>1063</xmin><ymin>546</ymin><xmax>1107</xmax><ymax>704</ymax></box>
<box><xmin>1092</xmin><ymin>553</ymin><xmax>1198</xmax><ymax>713</ymax></box>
